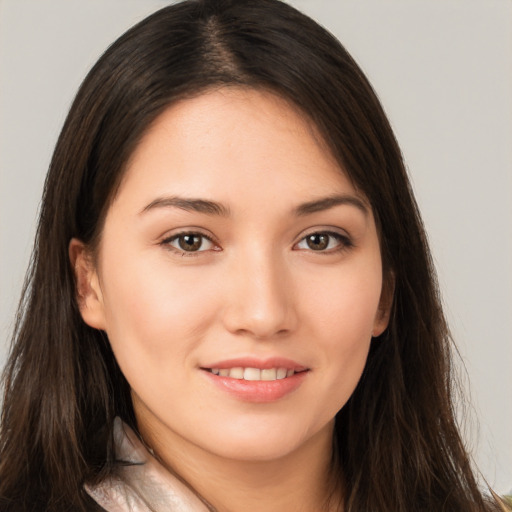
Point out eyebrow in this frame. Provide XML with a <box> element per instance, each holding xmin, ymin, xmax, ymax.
<box><xmin>140</xmin><ymin>193</ymin><xmax>368</xmax><ymax>217</ymax></box>
<box><xmin>294</xmin><ymin>194</ymin><xmax>369</xmax><ymax>217</ymax></box>
<box><xmin>140</xmin><ymin>196</ymin><xmax>231</xmax><ymax>216</ymax></box>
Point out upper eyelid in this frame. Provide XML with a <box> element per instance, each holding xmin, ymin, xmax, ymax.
<box><xmin>295</xmin><ymin>226</ymin><xmax>351</xmax><ymax>242</ymax></box>
<box><xmin>160</xmin><ymin>228</ymin><xmax>217</xmax><ymax>244</ymax></box>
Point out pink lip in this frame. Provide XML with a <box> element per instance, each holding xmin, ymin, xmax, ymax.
<box><xmin>200</xmin><ymin>357</ymin><xmax>309</xmax><ymax>403</ymax></box>
<box><xmin>201</xmin><ymin>357</ymin><xmax>307</xmax><ymax>372</ymax></box>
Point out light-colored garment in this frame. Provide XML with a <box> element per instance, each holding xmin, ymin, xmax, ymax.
<box><xmin>85</xmin><ymin>418</ymin><xmax>210</xmax><ymax>512</ymax></box>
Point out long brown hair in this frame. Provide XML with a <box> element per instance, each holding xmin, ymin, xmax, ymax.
<box><xmin>0</xmin><ymin>0</ymin><xmax>504</xmax><ymax>510</ymax></box>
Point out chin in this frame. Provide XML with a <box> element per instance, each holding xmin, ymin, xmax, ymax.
<box><xmin>207</xmin><ymin>435</ymin><xmax>305</xmax><ymax>462</ymax></box>
<box><xmin>196</xmin><ymin>416</ymin><xmax>333</xmax><ymax>463</ymax></box>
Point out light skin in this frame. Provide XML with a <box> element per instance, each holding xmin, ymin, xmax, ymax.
<box><xmin>71</xmin><ymin>88</ymin><xmax>392</xmax><ymax>512</ymax></box>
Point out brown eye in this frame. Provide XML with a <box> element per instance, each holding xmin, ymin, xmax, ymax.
<box><xmin>296</xmin><ymin>231</ymin><xmax>350</xmax><ymax>253</ymax></box>
<box><xmin>305</xmin><ymin>233</ymin><xmax>329</xmax><ymax>251</ymax></box>
<box><xmin>166</xmin><ymin>233</ymin><xmax>215</xmax><ymax>253</ymax></box>
<box><xmin>178</xmin><ymin>234</ymin><xmax>203</xmax><ymax>251</ymax></box>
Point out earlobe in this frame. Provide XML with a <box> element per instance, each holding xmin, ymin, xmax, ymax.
<box><xmin>372</xmin><ymin>272</ymin><xmax>395</xmax><ymax>337</ymax></box>
<box><xmin>69</xmin><ymin>238</ymin><xmax>107</xmax><ymax>330</ymax></box>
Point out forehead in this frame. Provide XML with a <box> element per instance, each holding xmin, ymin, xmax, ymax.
<box><xmin>114</xmin><ymin>87</ymin><xmax>363</xmax><ymax>211</ymax></box>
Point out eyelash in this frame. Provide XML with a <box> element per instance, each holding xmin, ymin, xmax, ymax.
<box><xmin>161</xmin><ymin>231</ymin><xmax>219</xmax><ymax>257</ymax></box>
<box><xmin>160</xmin><ymin>230</ymin><xmax>353</xmax><ymax>257</ymax></box>
<box><xmin>294</xmin><ymin>230</ymin><xmax>353</xmax><ymax>254</ymax></box>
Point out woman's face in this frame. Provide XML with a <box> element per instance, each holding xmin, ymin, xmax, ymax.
<box><xmin>75</xmin><ymin>88</ymin><xmax>390</xmax><ymax>463</ymax></box>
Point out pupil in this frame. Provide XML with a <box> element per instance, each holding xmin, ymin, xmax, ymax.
<box><xmin>307</xmin><ymin>233</ymin><xmax>328</xmax><ymax>250</ymax></box>
<box><xmin>179</xmin><ymin>235</ymin><xmax>201</xmax><ymax>251</ymax></box>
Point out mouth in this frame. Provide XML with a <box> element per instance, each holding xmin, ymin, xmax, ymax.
<box><xmin>200</xmin><ymin>358</ymin><xmax>310</xmax><ymax>402</ymax></box>
<box><xmin>204</xmin><ymin>367</ymin><xmax>307</xmax><ymax>381</ymax></box>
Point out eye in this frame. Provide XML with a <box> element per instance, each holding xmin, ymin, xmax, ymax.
<box><xmin>295</xmin><ymin>231</ymin><xmax>350</xmax><ymax>252</ymax></box>
<box><xmin>163</xmin><ymin>232</ymin><xmax>216</xmax><ymax>253</ymax></box>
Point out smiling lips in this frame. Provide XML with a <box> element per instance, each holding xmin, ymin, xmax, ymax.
<box><xmin>202</xmin><ymin>360</ymin><xmax>309</xmax><ymax>402</ymax></box>
<box><xmin>209</xmin><ymin>367</ymin><xmax>297</xmax><ymax>381</ymax></box>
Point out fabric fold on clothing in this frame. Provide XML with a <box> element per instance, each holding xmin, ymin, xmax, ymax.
<box><xmin>85</xmin><ymin>418</ymin><xmax>210</xmax><ymax>512</ymax></box>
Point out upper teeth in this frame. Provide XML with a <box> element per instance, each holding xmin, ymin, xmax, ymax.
<box><xmin>210</xmin><ymin>367</ymin><xmax>295</xmax><ymax>381</ymax></box>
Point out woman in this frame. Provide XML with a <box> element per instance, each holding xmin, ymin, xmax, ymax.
<box><xmin>0</xmin><ymin>0</ymin><xmax>506</xmax><ymax>510</ymax></box>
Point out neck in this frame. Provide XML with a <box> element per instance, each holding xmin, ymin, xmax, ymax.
<box><xmin>137</xmin><ymin>414</ymin><xmax>342</xmax><ymax>512</ymax></box>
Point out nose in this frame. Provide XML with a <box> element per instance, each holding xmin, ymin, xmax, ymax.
<box><xmin>221</xmin><ymin>249</ymin><xmax>297</xmax><ymax>340</ymax></box>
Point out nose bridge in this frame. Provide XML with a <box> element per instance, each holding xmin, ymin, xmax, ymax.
<box><xmin>223</xmin><ymin>244</ymin><xmax>295</xmax><ymax>338</ymax></box>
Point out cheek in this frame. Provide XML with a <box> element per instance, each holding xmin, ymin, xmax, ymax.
<box><xmin>304</xmin><ymin>257</ymin><xmax>383</xmax><ymax>341</ymax></box>
<box><xmin>98</xmin><ymin>251</ymin><xmax>220</xmax><ymax>370</ymax></box>
<box><xmin>300</xmin><ymin>258</ymin><xmax>382</xmax><ymax>407</ymax></box>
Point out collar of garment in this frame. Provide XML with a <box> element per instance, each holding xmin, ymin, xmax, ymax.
<box><xmin>85</xmin><ymin>418</ymin><xmax>211</xmax><ymax>512</ymax></box>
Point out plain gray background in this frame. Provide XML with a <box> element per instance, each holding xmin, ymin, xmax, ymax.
<box><xmin>0</xmin><ymin>0</ymin><xmax>511</xmax><ymax>494</ymax></box>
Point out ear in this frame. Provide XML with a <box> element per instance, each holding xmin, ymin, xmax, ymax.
<box><xmin>372</xmin><ymin>272</ymin><xmax>395</xmax><ymax>337</ymax></box>
<box><xmin>69</xmin><ymin>238</ymin><xmax>107</xmax><ymax>330</ymax></box>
